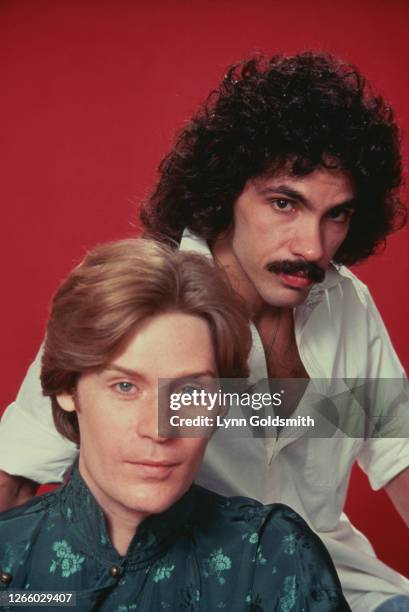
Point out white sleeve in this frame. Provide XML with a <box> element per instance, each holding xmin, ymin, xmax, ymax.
<box><xmin>0</xmin><ymin>346</ymin><xmax>78</xmax><ymax>484</ymax></box>
<box><xmin>357</xmin><ymin>286</ymin><xmax>409</xmax><ymax>490</ymax></box>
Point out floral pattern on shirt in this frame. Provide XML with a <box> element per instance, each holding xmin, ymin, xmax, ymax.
<box><xmin>283</xmin><ymin>533</ymin><xmax>296</xmax><ymax>555</ymax></box>
<box><xmin>279</xmin><ymin>575</ymin><xmax>297</xmax><ymax>612</ymax></box>
<box><xmin>152</xmin><ymin>563</ymin><xmax>176</xmax><ymax>583</ymax></box>
<box><xmin>0</xmin><ymin>469</ymin><xmax>350</xmax><ymax>611</ymax></box>
<box><xmin>203</xmin><ymin>548</ymin><xmax>232</xmax><ymax>585</ymax></box>
<box><xmin>49</xmin><ymin>540</ymin><xmax>85</xmax><ymax>578</ymax></box>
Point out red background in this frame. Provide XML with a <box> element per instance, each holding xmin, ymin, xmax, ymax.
<box><xmin>1</xmin><ymin>0</ymin><xmax>408</xmax><ymax>576</ymax></box>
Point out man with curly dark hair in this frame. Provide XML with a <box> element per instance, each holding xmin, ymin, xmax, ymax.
<box><xmin>142</xmin><ymin>52</ymin><xmax>405</xmax><ymax>268</ymax></box>
<box><xmin>0</xmin><ymin>52</ymin><xmax>408</xmax><ymax>611</ymax></box>
<box><xmin>139</xmin><ymin>52</ymin><xmax>409</xmax><ymax>612</ymax></box>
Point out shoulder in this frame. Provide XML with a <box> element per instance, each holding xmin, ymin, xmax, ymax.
<box><xmin>0</xmin><ymin>489</ymin><xmax>58</xmax><ymax>530</ymax></box>
<box><xmin>191</xmin><ymin>489</ymin><xmax>349</xmax><ymax>610</ymax></box>
<box><xmin>248</xmin><ymin>502</ymin><xmax>349</xmax><ymax>610</ymax></box>
<box><xmin>256</xmin><ymin>501</ymin><xmax>334</xmax><ymax>560</ymax></box>
<box><xmin>194</xmin><ymin>484</ymin><xmax>340</xmax><ymax>566</ymax></box>
<box><xmin>192</xmin><ymin>485</ymin><xmax>313</xmax><ymax>544</ymax></box>
<box><xmin>0</xmin><ymin>492</ymin><xmax>51</xmax><ymax>526</ymax></box>
<box><xmin>0</xmin><ymin>491</ymin><xmax>58</xmax><ymax>570</ymax></box>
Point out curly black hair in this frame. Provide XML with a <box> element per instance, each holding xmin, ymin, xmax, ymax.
<box><xmin>141</xmin><ymin>52</ymin><xmax>405</xmax><ymax>265</ymax></box>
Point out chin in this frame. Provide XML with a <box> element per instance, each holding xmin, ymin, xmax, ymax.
<box><xmin>261</xmin><ymin>287</ymin><xmax>310</xmax><ymax>308</ymax></box>
<box><xmin>123</xmin><ymin>486</ymin><xmax>183</xmax><ymax>516</ymax></box>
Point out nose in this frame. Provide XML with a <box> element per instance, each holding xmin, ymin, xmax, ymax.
<box><xmin>135</xmin><ymin>390</ymin><xmax>168</xmax><ymax>443</ymax></box>
<box><xmin>289</xmin><ymin>218</ymin><xmax>324</xmax><ymax>262</ymax></box>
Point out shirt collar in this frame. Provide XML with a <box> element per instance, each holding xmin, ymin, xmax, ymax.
<box><xmin>58</xmin><ymin>463</ymin><xmax>197</xmax><ymax>567</ymax></box>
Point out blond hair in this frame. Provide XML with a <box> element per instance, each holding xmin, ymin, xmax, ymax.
<box><xmin>41</xmin><ymin>238</ymin><xmax>251</xmax><ymax>444</ymax></box>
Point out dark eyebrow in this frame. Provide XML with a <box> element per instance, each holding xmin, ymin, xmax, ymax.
<box><xmin>329</xmin><ymin>201</ymin><xmax>357</xmax><ymax>211</ymax></box>
<box><xmin>259</xmin><ymin>185</ymin><xmax>309</xmax><ymax>205</ymax></box>
<box><xmin>259</xmin><ymin>185</ymin><xmax>357</xmax><ymax>211</ymax></box>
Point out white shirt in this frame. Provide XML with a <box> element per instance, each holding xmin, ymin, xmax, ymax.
<box><xmin>0</xmin><ymin>230</ymin><xmax>408</xmax><ymax>611</ymax></box>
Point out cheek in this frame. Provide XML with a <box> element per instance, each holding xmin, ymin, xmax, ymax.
<box><xmin>325</xmin><ymin>226</ymin><xmax>349</xmax><ymax>259</ymax></box>
<box><xmin>78</xmin><ymin>405</ymin><xmax>126</xmax><ymax>457</ymax></box>
<box><xmin>236</xmin><ymin>205</ymin><xmax>268</xmax><ymax>236</ymax></box>
<box><xmin>239</xmin><ymin>208</ymin><xmax>290</xmax><ymax>249</ymax></box>
<box><xmin>233</xmin><ymin>217</ymin><xmax>278</xmax><ymax>259</ymax></box>
<box><xmin>179</xmin><ymin>440</ymin><xmax>207</xmax><ymax>472</ymax></box>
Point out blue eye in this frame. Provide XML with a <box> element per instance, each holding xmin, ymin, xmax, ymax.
<box><xmin>180</xmin><ymin>385</ymin><xmax>200</xmax><ymax>396</ymax></box>
<box><xmin>115</xmin><ymin>381</ymin><xmax>136</xmax><ymax>394</ymax></box>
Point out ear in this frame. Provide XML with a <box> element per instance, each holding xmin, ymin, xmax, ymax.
<box><xmin>56</xmin><ymin>391</ymin><xmax>77</xmax><ymax>413</ymax></box>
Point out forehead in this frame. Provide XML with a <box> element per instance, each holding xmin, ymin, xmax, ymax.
<box><xmin>109</xmin><ymin>312</ymin><xmax>217</xmax><ymax>379</ymax></box>
<box><xmin>250</xmin><ymin>164</ymin><xmax>356</xmax><ymax>200</ymax></box>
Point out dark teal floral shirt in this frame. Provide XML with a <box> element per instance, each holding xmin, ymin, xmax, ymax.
<box><xmin>0</xmin><ymin>467</ymin><xmax>349</xmax><ymax>611</ymax></box>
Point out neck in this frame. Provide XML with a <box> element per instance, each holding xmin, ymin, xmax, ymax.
<box><xmin>100</xmin><ymin>501</ymin><xmax>142</xmax><ymax>557</ymax></box>
<box><xmin>78</xmin><ymin>457</ymin><xmax>146</xmax><ymax>557</ymax></box>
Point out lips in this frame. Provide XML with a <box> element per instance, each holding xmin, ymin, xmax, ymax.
<box><xmin>275</xmin><ymin>272</ymin><xmax>313</xmax><ymax>289</ymax></box>
<box><xmin>266</xmin><ymin>260</ymin><xmax>325</xmax><ymax>284</ymax></box>
<box><xmin>125</xmin><ymin>459</ymin><xmax>179</xmax><ymax>479</ymax></box>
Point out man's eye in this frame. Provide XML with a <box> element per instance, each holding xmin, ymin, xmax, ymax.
<box><xmin>271</xmin><ymin>198</ymin><xmax>293</xmax><ymax>212</ymax></box>
<box><xmin>328</xmin><ymin>208</ymin><xmax>353</xmax><ymax>223</ymax></box>
<box><xmin>179</xmin><ymin>385</ymin><xmax>200</xmax><ymax>396</ymax></box>
<box><xmin>115</xmin><ymin>381</ymin><xmax>136</xmax><ymax>394</ymax></box>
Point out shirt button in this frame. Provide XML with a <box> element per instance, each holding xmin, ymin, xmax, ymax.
<box><xmin>0</xmin><ymin>571</ymin><xmax>12</xmax><ymax>584</ymax></box>
<box><xmin>109</xmin><ymin>565</ymin><xmax>121</xmax><ymax>578</ymax></box>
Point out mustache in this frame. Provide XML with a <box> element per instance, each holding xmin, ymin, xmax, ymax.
<box><xmin>267</xmin><ymin>260</ymin><xmax>325</xmax><ymax>283</ymax></box>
